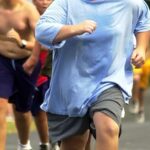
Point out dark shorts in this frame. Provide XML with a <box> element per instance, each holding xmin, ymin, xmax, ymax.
<box><xmin>0</xmin><ymin>55</ymin><xmax>40</xmax><ymax>112</ymax></box>
<box><xmin>31</xmin><ymin>79</ymin><xmax>50</xmax><ymax>116</ymax></box>
<box><xmin>47</xmin><ymin>86</ymin><xmax>124</xmax><ymax>143</ymax></box>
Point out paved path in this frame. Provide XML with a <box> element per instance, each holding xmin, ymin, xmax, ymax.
<box><xmin>6</xmin><ymin>89</ymin><xmax>150</xmax><ymax>150</ymax></box>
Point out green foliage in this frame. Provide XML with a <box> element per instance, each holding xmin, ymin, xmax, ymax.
<box><xmin>7</xmin><ymin>121</ymin><xmax>36</xmax><ymax>134</ymax></box>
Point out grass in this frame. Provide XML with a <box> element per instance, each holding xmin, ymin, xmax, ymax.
<box><xmin>7</xmin><ymin>121</ymin><xmax>36</xmax><ymax>134</ymax></box>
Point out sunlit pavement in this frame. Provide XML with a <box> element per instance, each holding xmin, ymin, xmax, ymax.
<box><xmin>119</xmin><ymin>88</ymin><xmax>150</xmax><ymax>150</ymax></box>
<box><xmin>7</xmin><ymin>89</ymin><xmax>150</xmax><ymax>150</ymax></box>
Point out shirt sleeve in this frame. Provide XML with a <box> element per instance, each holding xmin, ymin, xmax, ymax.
<box><xmin>134</xmin><ymin>1</ymin><xmax>150</xmax><ymax>33</ymax></box>
<box><xmin>35</xmin><ymin>0</ymin><xmax>67</xmax><ymax>49</ymax></box>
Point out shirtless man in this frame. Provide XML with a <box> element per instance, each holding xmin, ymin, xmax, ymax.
<box><xmin>0</xmin><ymin>9</ymin><xmax>32</xmax><ymax>59</ymax></box>
<box><xmin>0</xmin><ymin>0</ymin><xmax>40</xmax><ymax>150</ymax></box>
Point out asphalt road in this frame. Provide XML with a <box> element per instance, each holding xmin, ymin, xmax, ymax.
<box><xmin>6</xmin><ymin>89</ymin><xmax>150</xmax><ymax>150</ymax></box>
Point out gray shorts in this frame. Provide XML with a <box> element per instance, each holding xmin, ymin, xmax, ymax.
<box><xmin>47</xmin><ymin>86</ymin><xmax>124</xmax><ymax>143</ymax></box>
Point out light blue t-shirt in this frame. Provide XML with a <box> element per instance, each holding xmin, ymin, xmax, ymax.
<box><xmin>36</xmin><ymin>0</ymin><xmax>150</xmax><ymax>117</ymax></box>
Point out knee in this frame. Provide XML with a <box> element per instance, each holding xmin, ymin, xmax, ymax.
<box><xmin>100</xmin><ymin>123</ymin><xmax>119</xmax><ymax>138</ymax></box>
<box><xmin>93</xmin><ymin>112</ymin><xmax>119</xmax><ymax>139</ymax></box>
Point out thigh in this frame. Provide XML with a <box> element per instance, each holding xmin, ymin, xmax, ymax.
<box><xmin>0</xmin><ymin>57</ymin><xmax>14</xmax><ymax>99</ymax></box>
<box><xmin>140</xmin><ymin>63</ymin><xmax>150</xmax><ymax>89</ymax></box>
<box><xmin>61</xmin><ymin>130</ymin><xmax>90</xmax><ymax>150</ymax></box>
<box><xmin>90</xmin><ymin>86</ymin><xmax>124</xmax><ymax>125</ymax></box>
<box><xmin>89</xmin><ymin>86</ymin><xmax>124</xmax><ymax>137</ymax></box>
<box><xmin>9</xmin><ymin>61</ymin><xmax>40</xmax><ymax>112</ymax></box>
<box><xmin>31</xmin><ymin>80</ymin><xmax>49</xmax><ymax>116</ymax></box>
<box><xmin>47</xmin><ymin>113</ymin><xmax>89</xmax><ymax>144</ymax></box>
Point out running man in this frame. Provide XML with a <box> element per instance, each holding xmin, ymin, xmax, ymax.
<box><xmin>0</xmin><ymin>0</ymin><xmax>40</xmax><ymax>150</ymax></box>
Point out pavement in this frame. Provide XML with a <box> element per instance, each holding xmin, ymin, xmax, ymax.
<box><xmin>6</xmin><ymin>89</ymin><xmax>150</xmax><ymax>150</ymax></box>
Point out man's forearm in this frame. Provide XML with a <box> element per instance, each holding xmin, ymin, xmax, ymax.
<box><xmin>52</xmin><ymin>20</ymin><xmax>97</xmax><ymax>44</ymax></box>
<box><xmin>135</xmin><ymin>31</ymin><xmax>150</xmax><ymax>51</ymax></box>
<box><xmin>52</xmin><ymin>25</ymin><xmax>80</xmax><ymax>44</ymax></box>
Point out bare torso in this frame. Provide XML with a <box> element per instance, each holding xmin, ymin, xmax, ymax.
<box><xmin>0</xmin><ymin>0</ymin><xmax>40</xmax><ymax>58</ymax></box>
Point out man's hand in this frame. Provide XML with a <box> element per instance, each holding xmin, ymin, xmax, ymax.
<box><xmin>22</xmin><ymin>55</ymin><xmax>39</xmax><ymax>75</ymax></box>
<box><xmin>131</xmin><ymin>48</ymin><xmax>146</xmax><ymax>68</ymax></box>
<box><xmin>75</xmin><ymin>20</ymin><xmax>97</xmax><ymax>35</ymax></box>
<box><xmin>6</xmin><ymin>29</ymin><xmax>21</xmax><ymax>45</ymax></box>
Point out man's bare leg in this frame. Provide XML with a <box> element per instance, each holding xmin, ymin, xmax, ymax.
<box><xmin>13</xmin><ymin>105</ymin><xmax>32</xmax><ymax>145</ymax></box>
<box><xmin>129</xmin><ymin>74</ymin><xmax>140</xmax><ymax>114</ymax></box>
<box><xmin>85</xmin><ymin>131</ymin><xmax>91</xmax><ymax>150</ymax></box>
<box><xmin>93</xmin><ymin>112</ymin><xmax>119</xmax><ymax>150</ymax></box>
<box><xmin>34</xmin><ymin>110</ymin><xmax>49</xmax><ymax>144</ymax></box>
<box><xmin>0</xmin><ymin>98</ymin><xmax>8</xmax><ymax>150</ymax></box>
<box><xmin>60</xmin><ymin>130</ymin><xmax>89</xmax><ymax>150</ymax></box>
<box><xmin>137</xmin><ymin>88</ymin><xmax>145</xmax><ymax>123</ymax></box>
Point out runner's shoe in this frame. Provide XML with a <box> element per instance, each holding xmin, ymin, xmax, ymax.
<box><xmin>17</xmin><ymin>140</ymin><xmax>32</xmax><ymax>150</ymax></box>
<box><xmin>136</xmin><ymin>111</ymin><xmax>145</xmax><ymax>123</ymax></box>
<box><xmin>39</xmin><ymin>143</ymin><xmax>50</xmax><ymax>150</ymax></box>
<box><xmin>50</xmin><ymin>143</ymin><xmax>60</xmax><ymax>150</ymax></box>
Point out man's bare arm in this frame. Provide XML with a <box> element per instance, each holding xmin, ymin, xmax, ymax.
<box><xmin>20</xmin><ymin>2</ymin><xmax>40</xmax><ymax>50</ymax></box>
<box><xmin>23</xmin><ymin>41</ymin><xmax>41</xmax><ymax>74</ymax></box>
<box><xmin>52</xmin><ymin>20</ymin><xmax>97</xmax><ymax>44</ymax></box>
<box><xmin>131</xmin><ymin>31</ymin><xmax>150</xmax><ymax>68</ymax></box>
